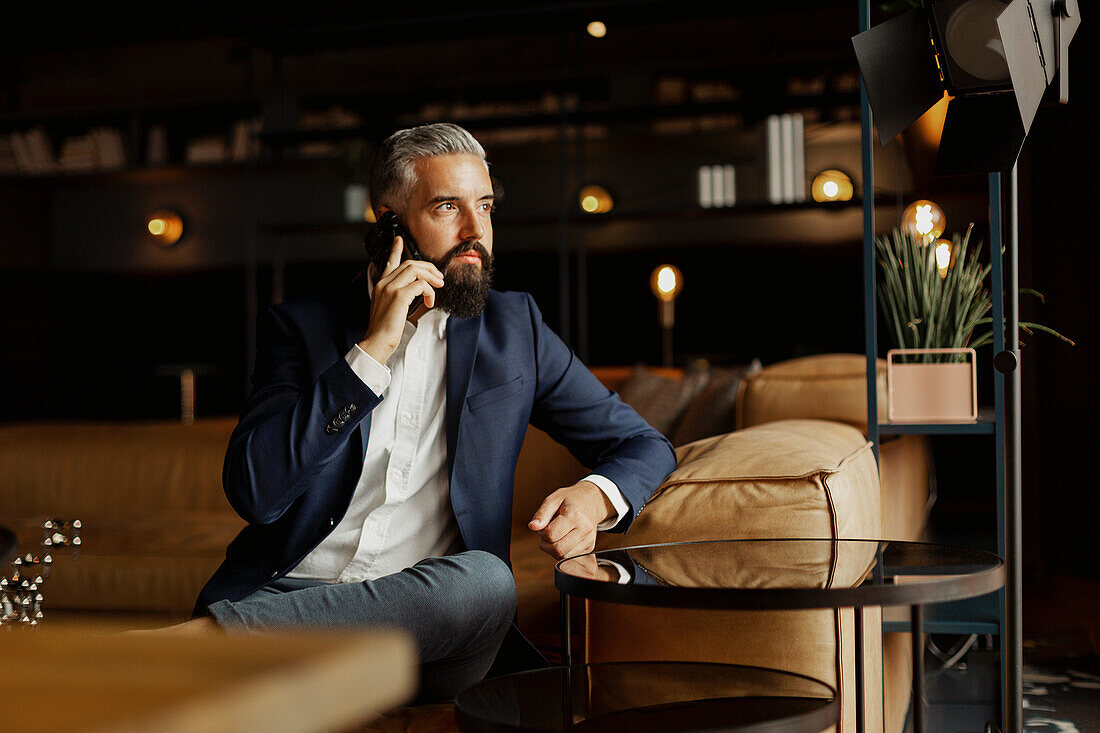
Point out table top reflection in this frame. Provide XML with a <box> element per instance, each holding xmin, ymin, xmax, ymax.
<box><xmin>555</xmin><ymin>539</ymin><xmax>1004</xmax><ymax>610</ymax></box>
<box><xmin>455</xmin><ymin>661</ymin><xmax>838</xmax><ymax>733</ymax></box>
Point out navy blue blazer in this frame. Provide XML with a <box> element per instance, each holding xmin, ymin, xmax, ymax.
<box><xmin>194</xmin><ymin>272</ymin><xmax>676</xmax><ymax>618</ymax></box>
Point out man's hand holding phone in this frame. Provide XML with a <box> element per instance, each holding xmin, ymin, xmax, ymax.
<box><xmin>358</xmin><ymin>236</ymin><xmax>444</xmax><ymax>365</ymax></box>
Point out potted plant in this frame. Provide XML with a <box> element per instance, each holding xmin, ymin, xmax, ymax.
<box><xmin>875</xmin><ymin>224</ymin><xmax>1072</xmax><ymax>422</ymax></box>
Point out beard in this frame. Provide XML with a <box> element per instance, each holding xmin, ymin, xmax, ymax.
<box><xmin>430</xmin><ymin>240</ymin><xmax>494</xmax><ymax>319</ymax></box>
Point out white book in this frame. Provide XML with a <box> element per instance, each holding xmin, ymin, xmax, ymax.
<box><xmin>780</xmin><ymin>114</ymin><xmax>795</xmax><ymax>204</ymax></box>
<box><xmin>792</xmin><ymin>113</ymin><xmax>805</xmax><ymax>202</ymax></box>
<box><xmin>711</xmin><ymin>165</ymin><xmax>724</xmax><ymax>208</ymax></box>
<box><xmin>698</xmin><ymin>166</ymin><xmax>712</xmax><ymax>208</ymax></box>
<box><xmin>766</xmin><ymin>115</ymin><xmax>782</xmax><ymax>204</ymax></box>
<box><xmin>723</xmin><ymin>164</ymin><xmax>736</xmax><ymax>206</ymax></box>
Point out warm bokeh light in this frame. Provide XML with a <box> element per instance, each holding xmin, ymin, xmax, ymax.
<box><xmin>146</xmin><ymin>210</ymin><xmax>184</xmax><ymax>246</ymax></box>
<box><xmin>587</xmin><ymin>21</ymin><xmax>607</xmax><ymax>38</ymax></box>
<box><xmin>901</xmin><ymin>199</ymin><xmax>945</xmax><ymax>243</ymax></box>
<box><xmin>935</xmin><ymin>239</ymin><xmax>952</xmax><ymax>278</ymax></box>
<box><xmin>811</xmin><ymin>169</ymin><xmax>854</xmax><ymax>202</ymax></box>
<box><xmin>912</xmin><ymin>93</ymin><xmax>951</xmax><ymax>149</ymax></box>
<box><xmin>578</xmin><ymin>185</ymin><xmax>613</xmax><ymax>214</ymax></box>
<box><xmin>650</xmin><ymin>264</ymin><xmax>683</xmax><ymax>302</ymax></box>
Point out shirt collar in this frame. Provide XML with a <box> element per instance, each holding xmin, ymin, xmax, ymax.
<box><xmin>366</xmin><ymin>266</ymin><xmax>449</xmax><ymax>340</ymax></box>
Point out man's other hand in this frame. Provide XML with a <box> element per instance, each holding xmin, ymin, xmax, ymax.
<box><xmin>528</xmin><ymin>480</ymin><xmax>615</xmax><ymax>560</ymax></box>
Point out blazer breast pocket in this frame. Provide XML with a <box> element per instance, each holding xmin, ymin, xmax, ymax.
<box><xmin>466</xmin><ymin>375</ymin><xmax>525</xmax><ymax>411</ymax></box>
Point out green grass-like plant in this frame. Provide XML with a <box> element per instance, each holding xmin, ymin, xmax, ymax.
<box><xmin>875</xmin><ymin>225</ymin><xmax>1073</xmax><ymax>364</ymax></box>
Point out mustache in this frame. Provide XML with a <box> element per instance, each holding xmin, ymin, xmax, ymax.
<box><xmin>436</xmin><ymin>240</ymin><xmax>491</xmax><ymax>269</ymax></box>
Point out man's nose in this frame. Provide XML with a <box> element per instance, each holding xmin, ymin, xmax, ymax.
<box><xmin>459</xmin><ymin>208</ymin><xmax>485</xmax><ymax>242</ymax></box>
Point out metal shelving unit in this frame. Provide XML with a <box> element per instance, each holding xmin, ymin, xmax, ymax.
<box><xmin>857</xmin><ymin>1</ymin><xmax>1020</xmax><ymax>730</ymax></box>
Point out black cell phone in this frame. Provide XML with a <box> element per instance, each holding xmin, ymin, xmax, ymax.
<box><xmin>362</xmin><ymin>211</ymin><xmax>426</xmax><ymax>315</ymax></box>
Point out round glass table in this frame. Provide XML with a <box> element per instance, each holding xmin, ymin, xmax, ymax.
<box><xmin>554</xmin><ymin>539</ymin><xmax>1005</xmax><ymax>733</ymax></box>
<box><xmin>455</xmin><ymin>661</ymin><xmax>838</xmax><ymax>733</ymax></box>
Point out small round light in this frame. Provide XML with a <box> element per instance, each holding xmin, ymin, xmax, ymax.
<box><xmin>811</xmin><ymin>170</ymin><xmax>854</xmax><ymax>202</ymax></box>
<box><xmin>578</xmin><ymin>185</ymin><xmax>613</xmax><ymax>214</ymax></box>
<box><xmin>146</xmin><ymin>210</ymin><xmax>184</xmax><ymax>247</ymax></box>
<box><xmin>901</xmin><ymin>199</ymin><xmax>946</xmax><ymax>244</ymax></box>
<box><xmin>650</xmin><ymin>265</ymin><xmax>683</xmax><ymax>302</ymax></box>
<box><xmin>587</xmin><ymin>21</ymin><xmax>607</xmax><ymax>38</ymax></box>
<box><xmin>935</xmin><ymin>239</ymin><xmax>953</xmax><ymax>278</ymax></box>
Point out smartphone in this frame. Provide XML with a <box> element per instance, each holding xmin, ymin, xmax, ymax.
<box><xmin>362</xmin><ymin>211</ymin><xmax>426</xmax><ymax>315</ymax></box>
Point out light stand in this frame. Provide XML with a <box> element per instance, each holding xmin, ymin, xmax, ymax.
<box><xmin>990</xmin><ymin>167</ymin><xmax>1023</xmax><ymax>733</ymax></box>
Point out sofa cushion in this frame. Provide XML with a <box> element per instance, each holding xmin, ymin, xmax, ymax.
<box><xmin>736</xmin><ymin>354</ymin><xmax>888</xmax><ymax>434</ymax></box>
<box><xmin>599</xmin><ymin>418</ymin><xmax>880</xmax><ymax>547</ymax></box>
<box><xmin>0</xmin><ymin>417</ymin><xmax>239</xmax><ymax>517</ymax></box>
<box><xmin>587</xmin><ymin>418</ymin><xmax>883</xmax><ymax>733</ymax></box>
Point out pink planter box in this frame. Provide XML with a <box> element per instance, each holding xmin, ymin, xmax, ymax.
<box><xmin>887</xmin><ymin>348</ymin><xmax>978</xmax><ymax>423</ymax></box>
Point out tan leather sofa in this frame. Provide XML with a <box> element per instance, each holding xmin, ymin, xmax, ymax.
<box><xmin>0</xmin><ymin>354</ymin><xmax>930</xmax><ymax>732</ymax></box>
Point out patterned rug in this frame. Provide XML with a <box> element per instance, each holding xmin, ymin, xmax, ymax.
<box><xmin>1023</xmin><ymin>638</ymin><xmax>1100</xmax><ymax>732</ymax></box>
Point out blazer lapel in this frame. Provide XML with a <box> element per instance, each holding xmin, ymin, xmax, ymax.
<box><xmin>445</xmin><ymin>314</ymin><xmax>482</xmax><ymax>480</ymax></box>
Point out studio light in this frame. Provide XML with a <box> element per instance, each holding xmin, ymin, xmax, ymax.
<box><xmin>587</xmin><ymin>21</ymin><xmax>607</xmax><ymax>38</ymax></box>
<box><xmin>146</xmin><ymin>210</ymin><xmax>184</xmax><ymax>246</ymax></box>
<box><xmin>852</xmin><ymin>0</ymin><xmax>1081</xmax><ymax>174</ymax></box>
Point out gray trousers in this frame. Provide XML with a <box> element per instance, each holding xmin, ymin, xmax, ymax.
<box><xmin>206</xmin><ymin>550</ymin><xmax>517</xmax><ymax>704</ymax></box>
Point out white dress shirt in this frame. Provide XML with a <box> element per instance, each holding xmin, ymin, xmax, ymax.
<box><xmin>287</xmin><ymin>285</ymin><xmax>630</xmax><ymax>584</ymax></box>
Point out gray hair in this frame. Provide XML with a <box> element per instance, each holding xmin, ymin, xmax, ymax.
<box><xmin>369</xmin><ymin>123</ymin><xmax>488</xmax><ymax>215</ymax></box>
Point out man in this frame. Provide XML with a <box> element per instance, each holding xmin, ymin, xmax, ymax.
<box><xmin>186</xmin><ymin>123</ymin><xmax>676</xmax><ymax>702</ymax></box>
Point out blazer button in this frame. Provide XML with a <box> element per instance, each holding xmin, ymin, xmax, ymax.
<box><xmin>347</xmin><ymin>403</ymin><xmax>357</xmax><ymax>413</ymax></box>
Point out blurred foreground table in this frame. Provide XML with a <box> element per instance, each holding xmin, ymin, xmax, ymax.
<box><xmin>0</xmin><ymin>622</ymin><xmax>417</xmax><ymax>732</ymax></box>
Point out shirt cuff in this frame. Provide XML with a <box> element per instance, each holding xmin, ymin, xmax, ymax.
<box><xmin>597</xmin><ymin>558</ymin><xmax>632</xmax><ymax>584</ymax></box>
<box><xmin>346</xmin><ymin>345</ymin><xmax>391</xmax><ymax>396</ymax></box>
<box><xmin>583</xmin><ymin>473</ymin><xmax>629</xmax><ymax>531</ymax></box>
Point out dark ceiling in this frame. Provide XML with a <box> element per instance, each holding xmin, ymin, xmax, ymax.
<box><xmin>5</xmin><ymin>1</ymin><xmax>856</xmax><ymax>53</ymax></box>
